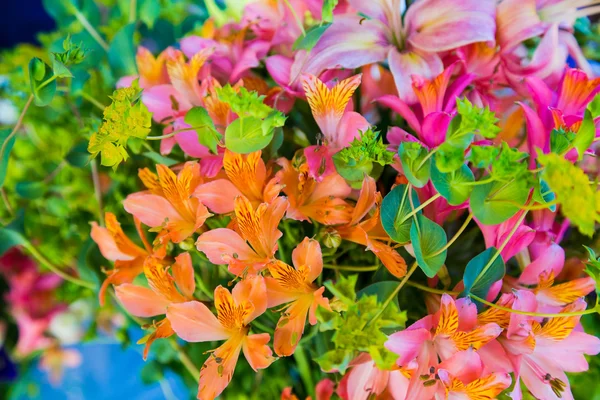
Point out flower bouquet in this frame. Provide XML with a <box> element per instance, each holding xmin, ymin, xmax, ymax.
<box><xmin>2</xmin><ymin>0</ymin><xmax>600</xmax><ymax>399</ymax></box>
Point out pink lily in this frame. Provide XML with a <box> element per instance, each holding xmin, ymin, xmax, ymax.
<box><xmin>302</xmin><ymin>0</ymin><xmax>495</xmax><ymax>103</ymax></box>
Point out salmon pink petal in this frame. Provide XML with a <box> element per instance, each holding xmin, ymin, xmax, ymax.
<box><xmin>404</xmin><ymin>0</ymin><xmax>496</xmax><ymax>52</ymax></box>
<box><xmin>194</xmin><ymin>180</ymin><xmax>241</xmax><ymax>214</ymax></box>
<box><xmin>273</xmin><ymin>299</ymin><xmax>312</xmax><ymax>356</ymax></box>
<box><xmin>243</xmin><ymin>333</ymin><xmax>274</xmax><ymax>371</ymax></box>
<box><xmin>166</xmin><ymin>301</ymin><xmax>229</xmax><ymax>342</ymax></box>
<box><xmin>315</xmin><ymin>379</ymin><xmax>335</xmax><ymax>400</ymax></box>
<box><xmin>519</xmin><ymin>243</ymin><xmax>564</xmax><ymax>285</ymax></box>
<box><xmin>346</xmin><ymin>357</ymin><xmax>389</xmax><ymax>400</ymax></box>
<box><xmin>195</xmin><ymin>228</ymin><xmax>257</xmax><ymax>265</ymax></box>
<box><xmin>438</xmin><ymin>348</ymin><xmax>483</xmax><ymax>383</ymax></box>
<box><xmin>90</xmin><ymin>223</ymin><xmax>135</xmax><ymax>262</ymax></box>
<box><xmin>232</xmin><ymin>275</ymin><xmax>268</xmax><ymax>323</ymax></box>
<box><xmin>265</xmin><ymin>277</ymin><xmax>298</xmax><ymax>308</ymax></box>
<box><xmin>142</xmin><ymin>85</ymin><xmax>191</xmax><ymax>122</ymax></box>
<box><xmin>198</xmin><ymin>338</ymin><xmax>243</xmax><ymax>400</ymax></box>
<box><xmin>292</xmin><ymin>238</ymin><xmax>323</xmax><ymax>282</ymax></box>
<box><xmin>266</xmin><ymin>55</ymin><xmax>293</xmax><ymax>88</ymax></box>
<box><xmin>123</xmin><ymin>193</ymin><xmax>181</xmax><ymax>228</ymax></box>
<box><xmin>114</xmin><ymin>284</ymin><xmax>170</xmax><ymax>318</ymax></box>
<box><xmin>231</xmin><ymin>40</ymin><xmax>270</xmax><ymax>82</ymax></box>
<box><xmin>385</xmin><ymin>328</ymin><xmax>431</xmax><ymax>366</ymax></box>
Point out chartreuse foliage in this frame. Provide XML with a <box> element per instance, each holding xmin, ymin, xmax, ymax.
<box><xmin>317</xmin><ymin>275</ymin><xmax>406</xmax><ymax>373</ymax></box>
<box><xmin>381</xmin><ymin>184</ymin><xmax>421</xmax><ymax>243</ymax></box>
<box><xmin>88</xmin><ymin>80</ymin><xmax>152</xmax><ymax>169</ymax></box>
<box><xmin>218</xmin><ymin>85</ymin><xmax>286</xmax><ymax>154</ymax></box>
<box><xmin>539</xmin><ymin>152</ymin><xmax>600</xmax><ymax>236</ymax></box>
<box><xmin>184</xmin><ymin>107</ymin><xmax>222</xmax><ymax>154</ymax></box>
<box><xmin>334</xmin><ymin>129</ymin><xmax>394</xmax><ymax>188</ymax></box>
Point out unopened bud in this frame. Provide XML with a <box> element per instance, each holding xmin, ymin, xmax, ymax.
<box><xmin>322</xmin><ymin>229</ymin><xmax>342</xmax><ymax>249</ymax></box>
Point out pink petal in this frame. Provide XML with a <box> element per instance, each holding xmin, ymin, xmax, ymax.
<box><xmin>388</xmin><ymin>49</ymin><xmax>443</xmax><ymax>105</ymax></box>
<box><xmin>420</xmin><ymin>111</ymin><xmax>451</xmax><ymax>148</ymax></box>
<box><xmin>404</xmin><ymin>0</ymin><xmax>496</xmax><ymax>52</ymax></box>
<box><xmin>172</xmin><ymin>252</ymin><xmax>195</xmax><ymax>298</ymax></box>
<box><xmin>166</xmin><ymin>301</ymin><xmax>229</xmax><ymax>342</ymax></box>
<box><xmin>519</xmin><ymin>242</ymin><xmax>564</xmax><ymax>285</ymax></box>
<box><xmin>385</xmin><ymin>328</ymin><xmax>431</xmax><ymax>366</ymax></box>
<box><xmin>142</xmin><ymin>85</ymin><xmax>191</xmax><ymax>122</ymax></box>
<box><xmin>335</xmin><ymin>111</ymin><xmax>370</xmax><ymax>148</ymax></box>
<box><xmin>377</xmin><ymin>96</ymin><xmax>421</xmax><ymax>133</ymax></box>
<box><xmin>438</xmin><ymin>348</ymin><xmax>483</xmax><ymax>383</ymax></box>
<box><xmin>114</xmin><ymin>284</ymin><xmax>169</xmax><ymax>318</ymax></box>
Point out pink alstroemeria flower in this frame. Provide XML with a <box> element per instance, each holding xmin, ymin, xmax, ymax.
<box><xmin>385</xmin><ymin>294</ymin><xmax>503</xmax><ymax>399</ymax></box>
<box><xmin>302</xmin><ymin>0</ymin><xmax>495</xmax><ymax>103</ymax></box>
<box><xmin>378</xmin><ymin>63</ymin><xmax>474</xmax><ymax>148</ymax></box>
<box><xmin>521</xmin><ymin>68</ymin><xmax>600</xmax><ymax>162</ymax></box>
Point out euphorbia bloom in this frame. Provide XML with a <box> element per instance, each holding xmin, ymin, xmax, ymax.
<box><xmin>91</xmin><ymin>212</ymin><xmax>151</xmax><ymax>304</ymax></box>
<box><xmin>276</xmin><ymin>158</ymin><xmax>352</xmax><ymax>225</ymax></box>
<box><xmin>265</xmin><ymin>238</ymin><xmax>330</xmax><ymax>356</ymax></box>
<box><xmin>167</xmin><ymin>275</ymin><xmax>274</xmax><ymax>400</ymax></box>
<box><xmin>196</xmin><ymin>196</ymin><xmax>288</xmax><ymax>275</ymax></box>
<box><xmin>124</xmin><ymin>162</ymin><xmax>211</xmax><ymax>245</ymax></box>
<box><xmin>336</xmin><ymin>176</ymin><xmax>407</xmax><ymax>278</ymax></box>
<box><xmin>303</xmin><ymin>0</ymin><xmax>494</xmax><ymax>104</ymax></box>
<box><xmin>385</xmin><ymin>294</ymin><xmax>503</xmax><ymax>399</ymax></box>
<box><xmin>115</xmin><ymin>254</ymin><xmax>195</xmax><ymax>358</ymax></box>
<box><xmin>302</xmin><ymin>73</ymin><xmax>369</xmax><ymax>178</ymax></box>
<box><xmin>195</xmin><ymin>150</ymin><xmax>282</xmax><ymax>214</ymax></box>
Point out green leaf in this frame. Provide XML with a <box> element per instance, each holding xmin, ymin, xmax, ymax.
<box><xmin>398</xmin><ymin>142</ymin><xmax>431</xmax><ymax>188</ymax></box>
<box><xmin>292</xmin><ymin>23</ymin><xmax>331</xmax><ymax>51</ymax></box>
<box><xmin>470</xmin><ymin>180</ymin><xmax>528</xmax><ymax>225</ymax></box>
<box><xmin>321</xmin><ymin>0</ymin><xmax>338</xmax><ymax>23</ymax></box>
<box><xmin>380</xmin><ymin>184</ymin><xmax>421</xmax><ymax>243</ymax></box>
<box><xmin>139</xmin><ymin>0</ymin><xmax>161</xmax><ymax>29</ymax></box>
<box><xmin>184</xmin><ymin>107</ymin><xmax>222</xmax><ymax>154</ymax></box>
<box><xmin>0</xmin><ymin>210</ymin><xmax>27</xmax><ymax>257</ymax></box>
<box><xmin>16</xmin><ymin>181</ymin><xmax>46</xmax><ymax>199</ymax></box>
<box><xmin>142</xmin><ymin>151</ymin><xmax>179</xmax><ymax>166</ymax></box>
<box><xmin>410</xmin><ymin>214</ymin><xmax>448</xmax><ymax>278</ymax></box>
<box><xmin>225</xmin><ymin>116</ymin><xmax>275</xmax><ymax>154</ymax></box>
<box><xmin>52</xmin><ymin>57</ymin><xmax>73</xmax><ymax>78</ymax></box>
<box><xmin>0</xmin><ymin>129</ymin><xmax>16</xmax><ymax>188</ymax></box>
<box><xmin>461</xmin><ymin>247</ymin><xmax>505</xmax><ymax>304</ymax></box>
<box><xmin>140</xmin><ymin>360</ymin><xmax>164</xmax><ymax>384</ymax></box>
<box><xmin>435</xmin><ymin>142</ymin><xmax>465</xmax><ymax>173</ymax></box>
<box><xmin>66</xmin><ymin>142</ymin><xmax>90</xmax><ymax>167</ymax></box>
<box><xmin>28</xmin><ymin>57</ymin><xmax>56</xmax><ymax>106</ymax></box>
<box><xmin>532</xmin><ymin>178</ymin><xmax>556</xmax><ymax>212</ymax></box>
<box><xmin>217</xmin><ymin>86</ymin><xmax>272</xmax><ymax>118</ymax></box>
<box><xmin>550</xmin><ymin>128</ymin><xmax>575</xmax><ymax>154</ymax></box>
<box><xmin>108</xmin><ymin>24</ymin><xmax>137</xmax><ymax>78</ymax></box>
<box><xmin>324</xmin><ymin>274</ymin><xmax>357</xmax><ymax>305</ymax></box>
<box><xmin>431</xmin><ymin>162</ymin><xmax>474</xmax><ymax>206</ymax></box>
<box><xmin>572</xmin><ymin>109</ymin><xmax>595</xmax><ymax>160</ymax></box>
<box><xmin>357</xmin><ymin>282</ymin><xmax>400</xmax><ymax>308</ymax></box>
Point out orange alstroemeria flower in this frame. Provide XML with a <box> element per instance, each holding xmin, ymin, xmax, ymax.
<box><xmin>265</xmin><ymin>238</ymin><xmax>330</xmax><ymax>356</ymax></box>
<box><xmin>115</xmin><ymin>254</ymin><xmax>195</xmax><ymax>358</ymax></box>
<box><xmin>124</xmin><ymin>162</ymin><xmax>211</xmax><ymax>245</ymax></box>
<box><xmin>166</xmin><ymin>47</ymin><xmax>214</xmax><ymax>106</ymax></box>
<box><xmin>91</xmin><ymin>212</ymin><xmax>152</xmax><ymax>305</ymax></box>
<box><xmin>336</xmin><ymin>176</ymin><xmax>407</xmax><ymax>278</ymax></box>
<box><xmin>276</xmin><ymin>158</ymin><xmax>352</xmax><ymax>225</ymax></box>
<box><xmin>167</xmin><ymin>275</ymin><xmax>274</xmax><ymax>400</ymax></box>
<box><xmin>195</xmin><ymin>150</ymin><xmax>282</xmax><ymax>214</ymax></box>
<box><xmin>196</xmin><ymin>195</ymin><xmax>288</xmax><ymax>275</ymax></box>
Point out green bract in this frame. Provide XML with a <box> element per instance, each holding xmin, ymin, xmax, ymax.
<box><xmin>380</xmin><ymin>184</ymin><xmax>421</xmax><ymax>243</ymax></box>
<box><xmin>398</xmin><ymin>142</ymin><xmax>431</xmax><ymax>188</ymax></box>
<box><xmin>470</xmin><ymin>180</ymin><xmax>529</xmax><ymax>225</ymax></box>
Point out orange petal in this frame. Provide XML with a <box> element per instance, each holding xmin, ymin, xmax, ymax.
<box><xmin>273</xmin><ymin>297</ymin><xmax>312</xmax><ymax>356</ymax></box>
<box><xmin>302</xmin><ymin>73</ymin><xmax>362</xmax><ymax>142</ymax></box>
<box><xmin>451</xmin><ymin>323</ymin><xmax>503</xmax><ymax>351</ymax></box>
<box><xmin>142</xmin><ymin>318</ymin><xmax>175</xmax><ymax>361</ymax></box>
<box><xmin>265</xmin><ymin>277</ymin><xmax>298</xmax><ymax>308</ymax></box>
<box><xmin>166</xmin><ymin>48</ymin><xmax>213</xmax><ymax>106</ymax></box>
<box><xmin>223</xmin><ymin>150</ymin><xmax>267</xmax><ymax>203</ymax></box>
<box><xmin>136</xmin><ymin>47</ymin><xmax>167</xmax><ymax>87</ymax></box>
<box><xmin>198</xmin><ymin>337</ymin><xmax>243</xmax><ymax>400</ymax></box>
<box><xmin>172</xmin><ymin>252</ymin><xmax>195</xmax><ymax>299</ymax></box>
<box><xmin>536</xmin><ymin>276</ymin><xmax>596</xmax><ymax>307</ymax></box>
<box><xmin>242</xmin><ymin>333</ymin><xmax>275</xmax><ymax>370</ymax></box>
<box><xmin>144</xmin><ymin>257</ymin><xmax>186</xmax><ymax>303</ymax></box>
<box><xmin>349</xmin><ymin>176</ymin><xmax>377</xmax><ymax>225</ymax></box>
<box><xmin>291</xmin><ymin>237</ymin><xmax>323</xmax><ymax>282</ymax></box>
<box><xmin>215</xmin><ymin>286</ymin><xmax>254</xmax><ymax>332</ymax></box>
<box><xmin>232</xmin><ymin>275</ymin><xmax>268</xmax><ymax>324</ymax></box>
<box><xmin>537</xmin><ymin>299</ymin><xmax>586</xmax><ymax>341</ymax></box>
<box><xmin>435</xmin><ymin>294</ymin><xmax>459</xmax><ymax>336</ymax></box>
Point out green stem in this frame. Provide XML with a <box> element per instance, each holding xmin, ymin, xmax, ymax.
<box><xmin>293</xmin><ymin>345</ymin><xmax>314</xmax><ymax>398</ymax></box>
<box><xmin>71</xmin><ymin>7</ymin><xmax>109</xmax><ymax>51</ymax></box>
<box><xmin>194</xmin><ymin>275</ymin><xmax>214</xmax><ymax>300</ymax></box>
<box><xmin>282</xmin><ymin>0</ymin><xmax>306</xmax><ymax>36</ymax></box>
<box><xmin>1</xmin><ymin>95</ymin><xmax>34</xmax><ymax>180</ymax></box>
<box><xmin>129</xmin><ymin>0</ymin><xmax>137</xmax><ymax>23</ymax></box>
<box><xmin>464</xmin><ymin>177</ymin><xmax>495</xmax><ymax>186</ymax></box>
<box><xmin>363</xmin><ymin>261</ymin><xmax>419</xmax><ymax>329</ymax></box>
<box><xmin>1</xmin><ymin>188</ymin><xmax>14</xmax><ymax>216</ymax></box>
<box><xmin>146</xmin><ymin>127</ymin><xmax>198</xmax><ymax>140</ymax></box>
<box><xmin>400</xmin><ymin>193</ymin><xmax>441</xmax><ymax>224</ymax></box>
<box><xmin>470</xmin><ymin>209</ymin><xmax>528</xmax><ymax>290</ymax></box>
<box><xmin>406</xmin><ymin>280</ymin><xmax>459</xmax><ymax>295</ymax></box>
<box><xmin>80</xmin><ymin>91</ymin><xmax>106</xmax><ymax>111</ymax></box>
<box><xmin>323</xmin><ymin>264</ymin><xmax>379</xmax><ymax>272</ymax></box>
<box><xmin>37</xmin><ymin>75</ymin><xmax>58</xmax><ymax>91</ymax></box>
<box><xmin>470</xmin><ymin>294</ymin><xmax>599</xmax><ymax>318</ymax></box>
<box><xmin>24</xmin><ymin>243</ymin><xmax>95</xmax><ymax>289</ymax></box>
<box><xmin>431</xmin><ymin>213</ymin><xmax>473</xmax><ymax>257</ymax></box>
<box><xmin>91</xmin><ymin>159</ymin><xmax>105</xmax><ymax>227</ymax></box>
<box><xmin>170</xmin><ymin>340</ymin><xmax>200</xmax><ymax>383</ymax></box>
